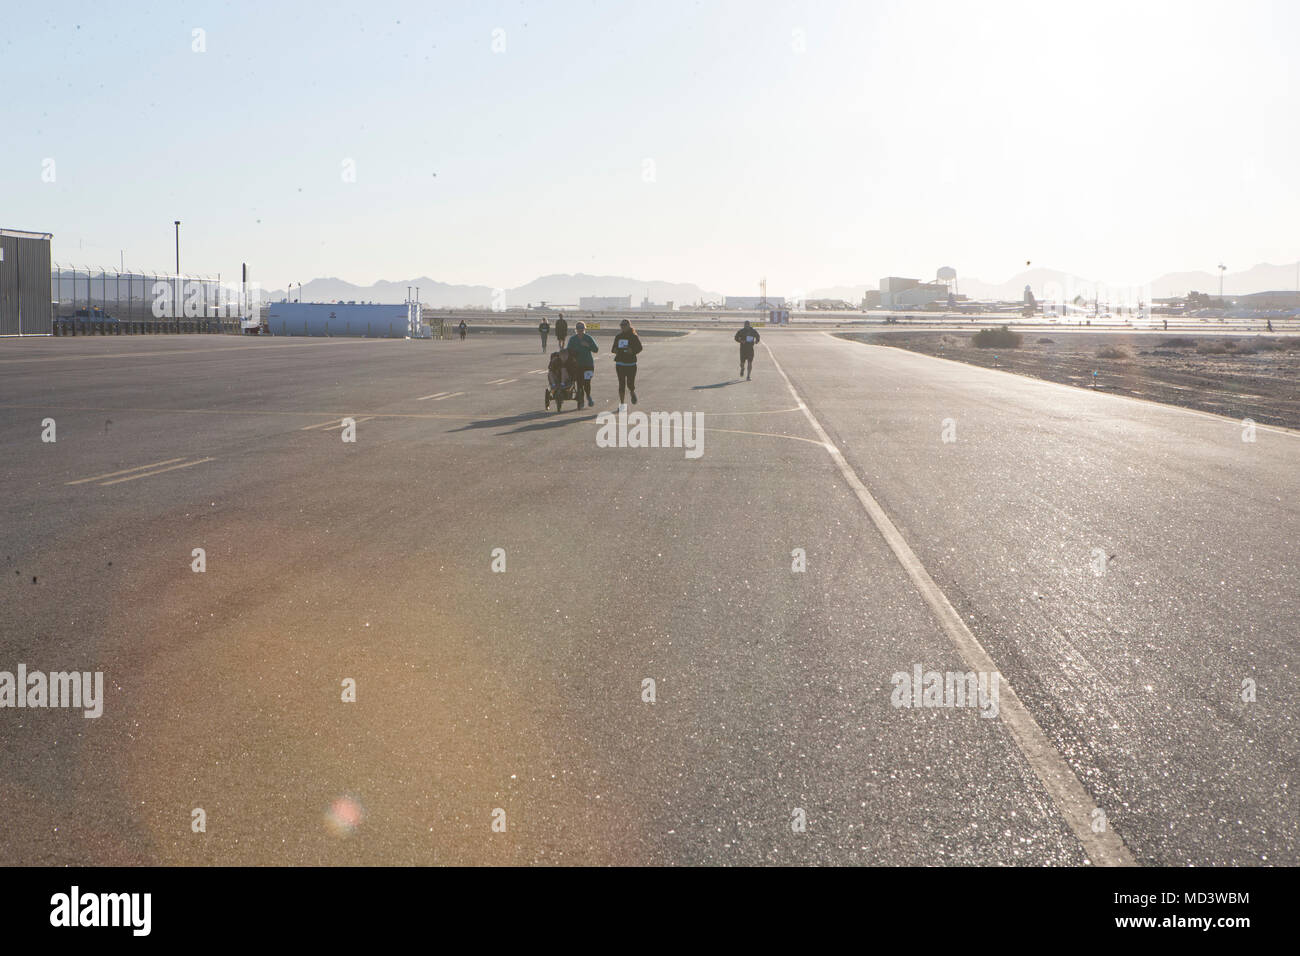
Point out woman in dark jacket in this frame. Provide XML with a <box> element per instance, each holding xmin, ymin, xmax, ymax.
<box><xmin>565</xmin><ymin>320</ymin><xmax>599</xmax><ymax>408</ymax></box>
<box><xmin>610</xmin><ymin>318</ymin><xmax>643</xmax><ymax>405</ymax></box>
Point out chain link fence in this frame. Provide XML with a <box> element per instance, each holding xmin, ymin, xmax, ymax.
<box><xmin>50</xmin><ymin>266</ymin><xmax>240</xmax><ymax>334</ymax></box>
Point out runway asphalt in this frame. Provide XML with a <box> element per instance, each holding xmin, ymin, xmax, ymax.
<box><xmin>0</xmin><ymin>329</ymin><xmax>1295</xmax><ymax>865</ymax></box>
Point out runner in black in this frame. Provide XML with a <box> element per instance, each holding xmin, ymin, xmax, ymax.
<box><xmin>611</xmin><ymin>318</ymin><xmax>643</xmax><ymax>406</ymax></box>
<box><xmin>538</xmin><ymin>317</ymin><xmax>550</xmax><ymax>351</ymax></box>
<box><xmin>554</xmin><ymin>314</ymin><xmax>568</xmax><ymax>352</ymax></box>
<box><xmin>458</xmin><ymin>319</ymin><xmax>467</xmax><ymax>341</ymax></box>
<box><xmin>735</xmin><ymin>320</ymin><xmax>760</xmax><ymax>380</ymax></box>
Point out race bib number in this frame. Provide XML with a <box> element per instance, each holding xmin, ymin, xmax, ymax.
<box><xmin>617</xmin><ymin>338</ymin><xmax>628</xmax><ymax>348</ymax></box>
<box><xmin>583</xmin><ymin>370</ymin><xmax>594</xmax><ymax>380</ymax></box>
<box><xmin>745</xmin><ymin>335</ymin><xmax>755</xmax><ymax>343</ymax></box>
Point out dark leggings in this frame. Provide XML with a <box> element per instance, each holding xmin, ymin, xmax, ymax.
<box><xmin>578</xmin><ymin>369</ymin><xmax>593</xmax><ymax>403</ymax></box>
<box><xmin>616</xmin><ymin>364</ymin><xmax>637</xmax><ymax>398</ymax></box>
<box><xmin>740</xmin><ymin>350</ymin><xmax>754</xmax><ymax>374</ymax></box>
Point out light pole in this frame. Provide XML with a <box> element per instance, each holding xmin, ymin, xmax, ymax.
<box><xmin>1218</xmin><ymin>263</ymin><xmax>1226</xmax><ymax>301</ymax></box>
<box><xmin>174</xmin><ymin>220</ymin><xmax>181</xmax><ymax>328</ymax></box>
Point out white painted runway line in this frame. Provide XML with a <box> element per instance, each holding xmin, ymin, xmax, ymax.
<box><xmin>66</xmin><ymin>457</ymin><xmax>187</xmax><ymax>485</ymax></box>
<box><xmin>98</xmin><ymin>457</ymin><xmax>216</xmax><ymax>486</ymax></box>
<box><xmin>432</xmin><ymin>392</ymin><xmax>465</xmax><ymax>401</ymax></box>
<box><xmin>765</xmin><ymin>340</ymin><xmax>1138</xmax><ymax>867</ymax></box>
<box><xmin>300</xmin><ymin>418</ymin><xmax>348</xmax><ymax>431</ymax></box>
<box><xmin>416</xmin><ymin>392</ymin><xmax>451</xmax><ymax>401</ymax></box>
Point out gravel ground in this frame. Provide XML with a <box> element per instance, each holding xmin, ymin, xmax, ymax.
<box><xmin>837</xmin><ymin>330</ymin><xmax>1300</xmax><ymax>430</ymax></box>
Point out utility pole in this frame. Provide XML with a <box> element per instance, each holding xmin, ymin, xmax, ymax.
<box><xmin>174</xmin><ymin>220</ymin><xmax>181</xmax><ymax>328</ymax></box>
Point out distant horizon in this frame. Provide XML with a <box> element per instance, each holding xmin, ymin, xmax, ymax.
<box><xmin>43</xmin><ymin>259</ymin><xmax>1300</xmax><ymax>309</ymax></box>
<box><xmin>250</xmin><ymin>260</ymin><xmax>1300</xmax><ymax>301</ymax></box>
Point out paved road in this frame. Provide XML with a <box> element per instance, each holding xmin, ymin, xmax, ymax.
<box><xmin>0</xmin><ymin>331</ymin><xmax>1294</xmax><ymax>865</ymax></box>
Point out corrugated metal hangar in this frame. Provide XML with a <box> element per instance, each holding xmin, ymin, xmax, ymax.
<box><xmin>0</xmin><ymin>228</ymin><xmax>53</xmax><ymax>335</ymax></box>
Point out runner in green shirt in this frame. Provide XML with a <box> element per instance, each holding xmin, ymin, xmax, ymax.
<box><xmin>566</xmin><ymin>321</ymin><xmax>599</xmax><ymax>408</ymax></box>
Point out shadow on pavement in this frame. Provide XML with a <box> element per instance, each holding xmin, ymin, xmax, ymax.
<box><xmin>448</xmin><ymin>411</ymin><xmax>551</xmax><ymax>432</ymax></box>
<box><xmin>448</xmin><ymin>409</ymin><xmax>598</xmax><ymax>433</ymax></box>
<box><xmin>691</xmin><ymin>380</ymin><xmax>740</xmax><ymax>389</ymax></box>
<box><xmin>501</xmin><ymin>413</ymin><xmax>599</xmax><ymax>435</ymax></box>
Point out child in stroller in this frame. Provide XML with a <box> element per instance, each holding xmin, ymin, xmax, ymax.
<box><xmin>544</xmin><ymin>347</ymin><xmax>579</xmax><ymax>411</ymax></box>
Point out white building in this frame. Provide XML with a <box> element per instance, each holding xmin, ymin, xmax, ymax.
<box><xmin>579</xmin><ymin>295</ymin><xmax>632</xmax><ymax>310</ymax></box>
<box><xmin>879</xmin><ymin>277</ymin><xmax>947</xmax><ymax>308</ymax></box>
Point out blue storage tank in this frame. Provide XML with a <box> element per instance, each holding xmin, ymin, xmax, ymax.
<box><xmin>263</xmin><ymin>301</ymin><xmax>410</xmax><ymax>337</ymax></box>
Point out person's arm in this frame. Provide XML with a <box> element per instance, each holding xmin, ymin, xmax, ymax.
<box><xmin>587</xmin><ymin>335</ymin><xmax>598</xmax><ymax>353</ymax></box>
<box><xmin>631</xmin><ymin>334</ymin><xmax>643</xmax><ymax>355</ymax></box>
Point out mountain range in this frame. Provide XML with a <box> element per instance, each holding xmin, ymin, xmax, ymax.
<box><xmin>264</xmin><ymin>273</ymin><xmax>723</xmax><ymax>308</ymax></box>
<box><xmin>264</xmin><ymin>263</ymin><xmax>1300</xmax><ymax>307</ymax></box>
<box><xmin>951</xmin><ymin>262</ymin><xmax>1300</xmax><ymax>302</ymax></box>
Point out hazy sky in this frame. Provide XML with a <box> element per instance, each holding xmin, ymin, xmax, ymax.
<box><xmin>4</xmin><ymin>0</ymin><xmax>1297</xmax><ymax>294</ymax></box>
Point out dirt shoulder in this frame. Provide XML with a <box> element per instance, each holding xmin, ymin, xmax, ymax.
<box><xmin>836</xmin><ymin>329</ymin><xmax>1300</xmax><ymax>431</ymax></box>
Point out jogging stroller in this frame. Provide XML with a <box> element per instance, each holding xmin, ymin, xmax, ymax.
<box><xmin>544</xmin><ymin>349</ymin><xmax>578</xmax><ymax>411</ymax></box>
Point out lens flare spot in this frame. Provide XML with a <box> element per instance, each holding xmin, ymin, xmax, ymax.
<box><xmin>324</xmin><ymin>794</ymin><xmax>365</xmax><ymax>838</ymax></box>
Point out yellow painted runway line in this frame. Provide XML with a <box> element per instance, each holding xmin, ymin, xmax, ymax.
<box><xmin>707</xmin><ymin>427</ymin><xmax>830</xmax><ymax>447</ymax></box>
<box><xmin>322</xmin><ymin>416</ymin><xmax>375</xmax><ymax>429</ymax></box>
<box><xmin>98</xmin><ymin>457</ymin><xmax>216</xmax><ymax>486</ymax></box>
<box><xmin>703</xmin><ymin>405</ymin><xmax>804</xmax><ymax>417</ymax></box>
<box><xmin>66</xmin><ymin>457</ymin><xmax>187</xmax><ymax>485</ymax></box>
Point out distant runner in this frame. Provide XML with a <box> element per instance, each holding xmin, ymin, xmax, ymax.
<box><xmin>566</xmin><ymin>320</ymin><xmax>599</xmax><ymax>408</ymax></box>
<box><xmin>735</xmin><ymin>320</ymin><xmax>760</xmax><ymax>380</ymax></box>
<box><xmin>554</xmin><ymin>314</ymin><xmax>568</xmax><ymax>352</ymax></box>
<box><xmin>538</xmin><ymin>317</ymin><xmax>550</xmax><ymax>352</ymax></box>
<box><xmin>611</xmin><ymin>318</ymin><xmax>643</xmax><ymax>406</ymax></box>
<box><xmin>458</xmin><ymin>319</ymin><xmax>467</xmax><ymax>341</ymax></box>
